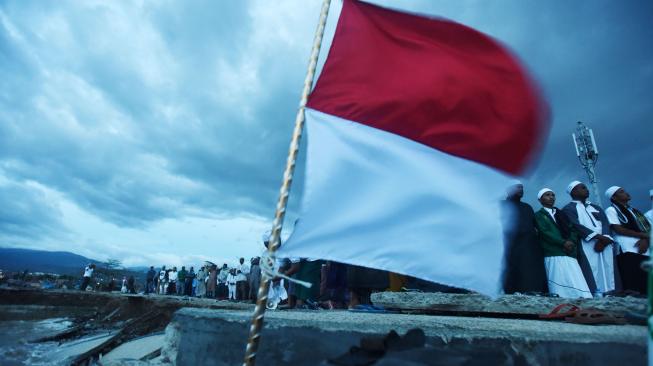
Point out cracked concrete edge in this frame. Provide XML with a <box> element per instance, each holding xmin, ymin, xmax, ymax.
<box><xmin>171</xmin><ymin>308</ymin><xmax>647</xmax><ymax>346</ymax></box>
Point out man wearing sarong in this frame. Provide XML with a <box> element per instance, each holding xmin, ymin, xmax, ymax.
<box><xmin>563</xmin><ymin>181</ymin><xmax>620</xmax><ymax>296</ymax></box>
<box><xmin>605</xmin><ymin>186</ymin><xmax>651</xmax><ymax>295</ymax></box>
<box><xmin>196</xmin><ymin>266</ymin><xmax>207</xmax><ymax>298</ymax></box>
<box><xmin>249</xmin><ymin>257</ymin><xmax>261</xmax><ymax>303</ymax></box>
<box><xmin>236</xmin><ymin>257</ymin><xmax>250</xmax><ymax>301</ymax></box>
<box><xmin>217</xmin><ymin>264</ymin><xmax>229</xmax><ymax>299</ymax></box>
<box><xmin>501</xmin><ymin>181</ymin><xmax>548</xmax><ymax>294</ymax></box>
<box><xmin>534</xmin><ymin>188</ymin><xmax>592</xmax><ymax>298</ymax></box>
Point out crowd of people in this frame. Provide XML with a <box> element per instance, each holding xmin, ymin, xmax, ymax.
<box><xmin>141</xmin><ymin>257</ymin><xmax>262</xmax><ymax>301</ymax></box>
<box><xmin>79</xmin><ymin>181</ymin><xmax>651</xmax><ymax>304</ymax></box>
<box><xmin>503</xmin><ymin>181</ymin><xmax>652</xmax><ymax>299</ymax></box>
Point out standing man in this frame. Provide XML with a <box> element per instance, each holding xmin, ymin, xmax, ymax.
<box><xmin>80</xmin><ymin>263</ymin><xmax>95</xmax><ymax>291</ymax></box>
<box><xmin>534</xmin><ymin>188</ymin><xmax>592</xmax><ymax>299</ymax></box>
<box><xmin>501</xmin><ymin>181</ymin><xmax>548</xmax><ymax>294</ymax></box>
<box><xmin>217</xmin><ymin>264</ymin><xmax>228</xmax><ymax>299</ymax></box>
<box><xmin>236</xmin><ymin>257</ymin><xmax>250</xmax><ymax>301</ymax></box>
<box><xmin>563</xmin><ymin>181</ymin><xmax>620</xmax><ymax>296</ymax></box>
<box><xmin>158</xmin><ymin>266</ymin><xmax>167</xmax><ymax>294</ymax></box>
<box><xmin>196</xmin><ymin>266</ymin><xmax>207</xmax><ymax>298</ymax></box>
<box><xmin>605</xmin><ymin>186</ymin><xmax>651</xmax><ymax>295</ymax></box>
<box><xmin>185</xmin><ymin>266</ymin><xmax>195</xmax><ymax>296</ymax></box>
<box><xmin>145</xmin><ymin>266</ymin><xmax>156</xmax><ymax>294</ymax></box>
<box><xmin>168</xmin><ymin>267</ymin><xmax>178</xmax><ymax>295</ymax></box>
<box><xmin>177</xmin><ymin>266</ymin><xmax>187</xmax><ymax>295</ymax></box>
<box><xmin>249</xmin><ymin>257</ymin><xmax>261</xmax><ymax>303</ymax></box>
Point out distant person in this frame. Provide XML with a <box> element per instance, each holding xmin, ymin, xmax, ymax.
<box><xmin>121</xmin><ymin>276</ymin><xmax>128</xmax><ymax>293</ymax></box>
<box><xmin>145</xmin><ymin>266</ymin><xmax>156</xmax><ymax>294</ymax></box>
<box><xmin>293</xmin><ymin>259</ymin><xmax>325</xmax><ymax>308</ymax></box>
<box><xmin>227</xmin><ymin>268</ymin><xmax>238</xmax><ymax>301</ymax></box>
<box><xmin>347</xmin><ymin>263</ymin><xmax>388</xmax><ymax>307</ymax></box>
<box><xmin>236</xmin><ymin>258</ymin><xmax>250</xmax><ymax>301</ymax></box>
<box><xmin>249</xmin><ymin>257</ymin><xmax>261</xmax><ymax>303</ymax></box>
<box><xmin>168</xmin><ymin>267</ymin><xmax>178</xmax><ymax>295</ymax></box>
<box><xmin>196</xmin><ymin>266</ymin><xmax>207</xmax><ymax>297</ymax></box>
<box><xmin>185</xmin><ymin>266</ymin><xmax>195</xmax><ymax>296</ymax></box>
<box><xmin>534</xmin><ymin>188</ymin><xmax>592</xmax><ymax>299</ymax></box>
<box><xmin>127</xmin><ymin>275</ymin><xmax>136</xmax><ymax>294</ymax></box>
<box><xmin>645</xmin><ymin>189</ymin><xmax>653</xmax><ymax>224</ymax></box>
<box><xmin>563</xmin><ymin>181</ymin><xmax>619</xmax><ymax>296</ymax></box>
<box><xmin>217</xmin><ymin>264</ymin><xmax>228</xmax><ymax>299</ymax></box>
<box><xmin>158</xmin><ymin>266</ymin><xmax>167</xmax><ymax>294</ymax></box>
<box><xmin>80</xmin><ymin>263</ymin><xmax>95</xmax><ymax>291</ymax></box>
<box><xmin>207</xmin><ymin>265</ymin><xmax>217</xmax><ymax>298</ymax></box>
<box><xmin>501</xmin><ymin>181</ymin><xmax>548</xmax><ymax>295</ymax></box>
<box><xmin>605</xmin><ymin>186</ymin><xmax>651</xmax><ymax>295</ymax></box>
<box><xmin>177</xmin><ymin>266</ymin><xmax>187</xmax><ymax>295</ymax></box>
<box><xmin>323</xmin><ymin>261</ymin><xmax>348</xmax><ymax>309</ymax></box>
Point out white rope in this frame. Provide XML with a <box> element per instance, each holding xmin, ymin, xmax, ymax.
<box><xmin>259</xmin><ymin>250</ymin><xmax>312</xmax><ymax>289</ymax></box>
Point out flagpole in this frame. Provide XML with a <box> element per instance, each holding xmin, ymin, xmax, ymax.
<box><xmin>243</xmin><ymin>0</ymin><xmax>332</xmax><ymax>365</ymax></box>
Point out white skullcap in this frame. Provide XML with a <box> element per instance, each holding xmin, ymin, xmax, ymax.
<box><xmin>566</xmin><ymin>181</ymin><xmax>583</xmax><ymax>194</ymax></box>
<box><xmin>537</xmin><ymin>188</ymin><xmax>553</xmax><ymax>200</ymax></box>
<box><xmin>508</xmin><ymin>179</ymin><xmax>523</xmax><ymax>186</ymax></box>
<box><xmin>506</xmin><ymin>179</ymin><xmax>523</xmax><ymax>196</ymax></box>
<box><xmin>605</xmin><ymin>186</ymin><xmax>621</xmax><ymax>200</ymax></box>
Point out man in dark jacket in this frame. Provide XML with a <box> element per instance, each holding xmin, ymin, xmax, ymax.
<box><xmin>146</xmin><ymin>266</ymin><xmax>156</xmax><ymax>294</ymax></box>
<box><xmin>501</xmin><ymin>181</ymin><xmax>548</xmax><ymax>294</ymax></box>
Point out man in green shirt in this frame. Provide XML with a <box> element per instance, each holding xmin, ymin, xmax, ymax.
<box><xmin>177</xmin><ymin>266</ymin><xmax>187</xmax><ymax>295</ymax></box>
<box><xmin>534</xmin><ymin>188</ymin><xmax>592</xmax><ymax>299</ymax></box>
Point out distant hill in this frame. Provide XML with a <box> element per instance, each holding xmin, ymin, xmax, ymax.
<box><xmin>0</xmin><ymin>247</ymin><xmax>98</xmax><ymax>275</ymax></box>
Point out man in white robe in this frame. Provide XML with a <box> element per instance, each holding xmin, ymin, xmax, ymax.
<box><xmin>562</xmin><ymin>181</ymin><xmax>619</xmax><ymax>296</ymax></box>
<box><xmin>605</xmin><ymin>186</ymin><xmax>650</xmax><ymax>294</ymax></box>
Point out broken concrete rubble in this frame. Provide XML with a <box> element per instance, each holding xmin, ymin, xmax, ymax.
<box><xmin>371</xmin><ymin>292</ymin><xmax>647</xmax><ymax>316</ymax></box>
<box><xmin>161</xmin><ymin>307</ymin><xmax>646</xmax><ymax>366</ymax></box>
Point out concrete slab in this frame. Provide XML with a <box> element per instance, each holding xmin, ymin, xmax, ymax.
<box><xmin>162</xmin><ymin>308</ymin><xmax>646</xmax><ymax>366</ymax></box>
<box><xmin>372</xmin><ymin>292</ymin><xmax>647</xmax><ymax>316</ymax></box>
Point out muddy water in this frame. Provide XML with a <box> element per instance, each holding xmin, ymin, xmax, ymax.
<box><xmin>0</xmin><ymin>305</ymin><xmax>98</xmax><ymax>365</ymax></box>
<box><xmin>0</xmin><ymin>318</ymin><xmax>72</xmax><ymax>365</ymax></box>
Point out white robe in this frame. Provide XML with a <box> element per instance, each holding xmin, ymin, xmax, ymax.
<box><xmin>606</xmin><ymin>206</ymin><xmax>646</xmax><ymax>254</ymax></box>
<box><xmin>544</xmin><ymin>256</ymin><xmax>593</xmax><ymax>299</ymax></box>
<box><xmin>571</xmin><ymin>201</ymin><xmax>615</xmax><ymax>295</ymax></box>
<box><xmin>267</xmin><ymin>279</ymin><xmax>288</xmax><ymax>310</ymax></box>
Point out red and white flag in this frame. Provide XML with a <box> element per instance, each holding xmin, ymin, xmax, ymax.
<box><xmin>278</xmin><ymin>0</ymin><xmax>549</xmax><ymax>295</ymax></box>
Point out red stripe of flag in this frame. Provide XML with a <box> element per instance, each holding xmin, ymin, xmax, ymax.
<box><xmin>307</xmin><ymin>0</ymin><xmax>549</xmax><ymax>175</ymax></box>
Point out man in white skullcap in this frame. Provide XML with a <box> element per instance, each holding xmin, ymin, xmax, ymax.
<box><xmin>501</xmin><ymin>180</ymin><xmax>547</xmax><ymax>294</ymax></box>
<box><xmin>562</xmin><ymin>181</ymin><xmax>620</xmax><ymax>296</ymax></box>
<box><xmin>605</xmin><ymin>186</ymin><xmax>651</xmax><ymax>294</ymax></box>
<box><xmin>534</xmin><ymin>188</ymin><xmax>592</xmax><ymax>298</ymax></box>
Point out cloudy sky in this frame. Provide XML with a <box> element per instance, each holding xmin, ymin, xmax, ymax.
<box><xmin>1</xmin><ymin>0</ymin><xmax>651</xmax><ymax>268</ymax></box>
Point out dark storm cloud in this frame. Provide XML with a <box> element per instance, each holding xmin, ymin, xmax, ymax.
<box><xmin>0</xmin><ymin>180</ymin><xmax>65</xmax><ymax>240</ymax></box>
<box><xmin>400</xmin><ymin>0</ymin><xmax>653</xmax><ymax>208</ymax></box>
<box><xmin>0</xmin><ymin>0</ymin><xmax>304</xmax><ymax>229</ymax></box>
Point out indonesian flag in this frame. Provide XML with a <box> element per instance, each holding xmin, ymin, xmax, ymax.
<box><xmin>278</xmin><ymin>0</ymin><xmax>549</xmax><ymax>295</ymax></box>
